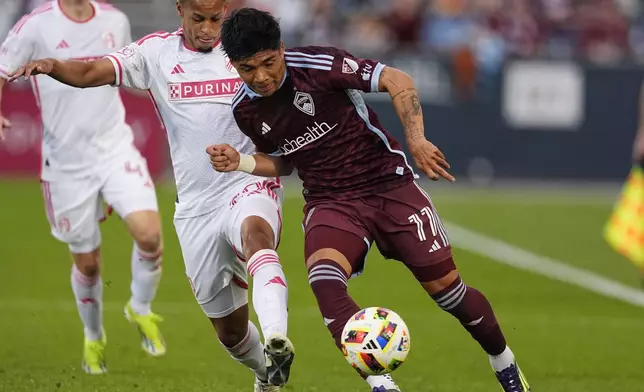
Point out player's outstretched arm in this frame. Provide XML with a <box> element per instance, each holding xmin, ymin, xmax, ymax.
<box><xmin>0</xmin><ymin>77</ymin><xmax>11</xmax><ymax>141</ymax></box>
<box><xmin>7</xmin><ymin>58</ymin><xmax>115</xmax><ymax>88</ymax></box>
<box><xmin>207</xmin><ymin>144</ymin><xmax>293</xmax><ymax>177</ymax></box>
<box><xmin>378</xmin><ymin>66</ymin><xmax>455</xmax><ymax>182</ymax></box>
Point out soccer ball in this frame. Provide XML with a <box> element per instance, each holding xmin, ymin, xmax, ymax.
<box><xmin>341</xmin><ymin>307</ymin><xmax>411</xmax><ymax>376</ymax></box>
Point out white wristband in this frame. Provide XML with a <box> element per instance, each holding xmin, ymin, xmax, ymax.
<box><xmin>237</xmin><ymin>154</ymin><xmax>256</xmax><ymax>173</ymax></box>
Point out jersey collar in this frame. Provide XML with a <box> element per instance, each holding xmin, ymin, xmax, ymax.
<box><xmin>54</xmin><ymin>0</ymin><xmax>99</xmax><ymax>22</ymax></box>
<box><xmin>243</xmin><ymin>68</ymin><xmax>289</xmax><ymax>99</ymax></box>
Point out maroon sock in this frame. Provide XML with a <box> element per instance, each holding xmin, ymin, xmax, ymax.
<box><xmin>308</xmin><ymin>260</ymin><xmax>361</xmax><ymax>350</ymax></box>
<box><xmin>431</xmin><ymin>277</ymin><xmax>507</xmax><ymax>355</ymax></box>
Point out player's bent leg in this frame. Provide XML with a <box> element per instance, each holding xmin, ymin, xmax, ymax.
<box><xmin>48</xmin><ymin>186</ymin><xmax>107</xmax><ymax>375</ymax></box>
<box><xmin>71</xmin><ymin>248</ymin><xmax>107</xmax><ymax>375</ymax></box>
<box><xmin>377</xmin><ymin>183</ymin><xmax>529</xmax><ymax>391</ymax></box>
<box><xmin>305</xmin><ymin>226</ymin><xmax>401</xmax><ymax>392</ymax></box>
<box><xmin>204</xmin><ymin>285</ymin><xmax>278</xmax><ymax>391</ymax></box>
<box><xmin>99</xmin><ymin>148</ymin><xmax>165</xmax><ymax>355</ymax></box>
<box><xmin>122</xmin><ymin>210</ymin><xmax>165</xmax><ymax>357</ymax></box>
<box><xmin>240</xmin><ymin>215</ymin><xmax>289</xmax><ymax>338</ymax></box>
<box><xmin>419</xmin><ymin>261</ymin><xmax>530</xmax><ymax>392</ymax></box>
<box><xmin>240</xmin><ymin>213</ymin><xmax>295</xmax><ymax>386</ymax></box>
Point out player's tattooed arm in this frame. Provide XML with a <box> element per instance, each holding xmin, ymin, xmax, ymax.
<box><xmin>8</xmin><ymin>58</ymin><xmax>115</xmax><ymax>87</ymax></box>
<box><xmin>378</xmin><ymin>67</ymin><xmax>425</xmax><ymax>145</ymax></box>
<box><xmin>378</xmin><ymin>66</ymin><xmax>455</xmax><ymax>182</ymax></box>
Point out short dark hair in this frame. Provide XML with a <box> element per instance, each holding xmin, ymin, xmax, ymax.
<box><xmin>221</xmin><ymin>8</ymin><xmax>281</xmax><ymax>62</ymax></box>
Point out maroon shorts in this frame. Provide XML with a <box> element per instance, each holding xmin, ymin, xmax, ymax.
<box><xmin>303</xmin><ymin>181</ymin><xmax>454</xmax><ymax>282</ymax></box>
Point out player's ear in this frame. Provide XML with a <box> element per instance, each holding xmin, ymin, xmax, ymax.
<box><xmin>279</xmin><ymin>42</ymin><xmax>285</xmax><ymax>57</ymax></box>
<box><xmin>176</xmin><ymin>0</ymin><xmax>183</xmax><ymax>16</ymax></box>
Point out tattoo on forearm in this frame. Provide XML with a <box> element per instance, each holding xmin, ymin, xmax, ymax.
<box><xmin>391</xmin><ymin>87</ymin><xmax>414</xmax><ymax>101</ymax></box>
<box><xmin>398</xmin><ymin>89</ymin><xmax>424</xmax><ymax>142</ymax></box>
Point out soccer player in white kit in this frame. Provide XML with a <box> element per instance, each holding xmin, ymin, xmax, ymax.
<box><xmin>8</xmin><ymin>1</ymin><xmax>294</xmax><ymax>390</ymax></box>
<box><xmin>0</xmin><ymin>0</ymin><xmax>166</xmax><ymax>375</ymax></box>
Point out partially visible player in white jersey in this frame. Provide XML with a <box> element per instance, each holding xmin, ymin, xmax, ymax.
<box><xmin>8</xmin><ymin>1</ymin><xmax>294</xmax><ymax>390</ymax></box>
<box><xmin>0</xmin><ymin>0</ymin><xmax>167</xmax><ymax>375</ymax></box>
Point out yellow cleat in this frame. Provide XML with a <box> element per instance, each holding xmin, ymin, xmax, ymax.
<box><xmin>124</xmin><ymin>302</ymin><xmax>166</xmax><ymax>357</ymax></box>
<box><xmin>82</xmin><ymin>332</ymin><xmax>107</xmax><ymax>375</ymax></box>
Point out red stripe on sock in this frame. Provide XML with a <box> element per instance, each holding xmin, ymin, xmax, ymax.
<box><xmin>73</xmin><ymin>267</ymin><xmax>99</xmax><ymax>286</ymax></box>
<box><xmin>137</xmin><ymin>248</ymin><xmax>162</xmax><ymax>261</ymax></box>
<box><xmin>248</xmin><ymin>256</ymin><xmax>279</xmax><ymax>276</ymax></box>
<box><xmin>227</xmin><ymin>328</ymin><xmax>251</xmax><ymax>355</ymax></box>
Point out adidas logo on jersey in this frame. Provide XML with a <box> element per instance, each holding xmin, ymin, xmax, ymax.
<box><xmin>261</xmin><ymin>122</ymin><xmax>271</xmax><ymax>135</ymax></box>
<box><xmin>429</xmin><ymin>240</ymin><xmax>442</xmax><ymax>253</ymax></box>
<box><xmin>56</xmin><ymin>40</ymin><xmax>70</xmax><ymax>50</ymax></box>
<box><xmin>171</xmin><ymin>64</ymin><xmax>185</xmax><ymax>75</ymax></box>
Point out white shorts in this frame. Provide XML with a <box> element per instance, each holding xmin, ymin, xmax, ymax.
<box><xmin>174</xmin><ymin>178</ymin><xmax>283</xmax><ymax>319</ymax></box>
<box><xmin>41</xmin><ymin>147</ymin><xmax>158</xmax><ymax>254</ymax></box>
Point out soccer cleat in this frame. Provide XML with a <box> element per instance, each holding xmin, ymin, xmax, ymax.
<box><xmin>82</xmin><ymin>331</ymin><xmax>107</xmax><ymax>375</ymax></box>
<box><xmin>254</xmin><ymin>377</ymin><xmax>280</xmax><ymax>392</ymax></box>
<box><xmin>495</xmin><ymin>363</ymin><xmax>531</xmax><ymax>392</ymax></box>
<box><xmin>264</xmin><ymin>332</ymin><xmax>295</xmax><ymax>386</ymax></box>
<box><xmin>124</xmin><ymin>301</ymin><xmax>166</xmax><ymax>357</ymax></box>
<box><xmin>369</xmin><ymin>374</ymin><xmax>401</xmax><ymax>391</ymax></box>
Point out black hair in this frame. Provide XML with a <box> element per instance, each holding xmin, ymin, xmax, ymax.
<box><xmin>221</xmin><ymin>8</ymin><xmax>281</xmax><ymax>62</ymax></box>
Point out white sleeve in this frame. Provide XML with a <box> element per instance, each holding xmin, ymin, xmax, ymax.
<box><xmin>0</xmin><ymin>18</ymin><xmax>37</xmax><ymax>79</ymax></box>
<box><xmin>105</xmin><ymin>42</ymin><xmax>151</xmax><ymax>90</ymax></box>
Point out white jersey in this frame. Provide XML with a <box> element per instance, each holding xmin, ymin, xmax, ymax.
<box><xmin>0</xmin><ymin>1</ymin><xmax>135</xmax><ymax>179</ymax></box>
<box><xmin>106</xmin><ymin>30</ymin><xmax>260</xmax><ymax>218</ymax></box>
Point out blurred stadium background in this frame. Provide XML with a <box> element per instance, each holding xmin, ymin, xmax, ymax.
<box><xmin>2</xmin><ymin>1</ymin><xmax>644</xmax><ymax>391</ymax></box>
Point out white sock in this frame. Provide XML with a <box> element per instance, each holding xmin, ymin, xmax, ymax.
<box><xmin>489</xmin><ymin>345</ymin><xmax>515</xmax><ymax>372</ymax></box>
<box><xmin>366</xmin><ymin>374</ymin><xmax>400</xmax><ymax>390</ymax></box>
<box><xmin>71</xmin><ymin>265</ymin><xmax>103</xmax><ymax>341</ymax></box>
<box><xmin>247</xmin><ymin>249</ymin><xmax>288</xmax><ymax>338</ymax></box>
<box><xmin>221</xmin><ymin>321</ymin><xmax>267</xmax><ymax>380</ymax></box>
<box><xmin>129</xmin><ymin>243</ymin><xmax>162</xmax><ymax>315</ymax></box>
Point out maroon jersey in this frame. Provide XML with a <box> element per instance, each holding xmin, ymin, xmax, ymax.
<box><xmin>231</xmin><ymin>46</ymin><xmax>416</xmax><ymax>202</ymax></box>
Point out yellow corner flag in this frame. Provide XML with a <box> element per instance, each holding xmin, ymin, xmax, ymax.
<box><xmin>605</xmin><ymin>165</ymin><xmax>644</xmax><ymax>269</ymax></box>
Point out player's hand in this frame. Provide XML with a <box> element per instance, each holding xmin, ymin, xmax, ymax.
<box><xmin>7</xmin><ymin>59</ymin><xmax>55</xmax><ymax>82</ymax></box>
<box><xmin>0</xmin><ymin>113</ymin><xmax>11</xmax><ymax>142</ymax></box>
<box><xmin>409</xmin><ymin>139</ymin><xmax>455</xmax><ymax>182</ymax></box>
<box><xmin>206</xmin><ymin>144</ymin><xmax>240</xmax><ymax>172</ymax></box>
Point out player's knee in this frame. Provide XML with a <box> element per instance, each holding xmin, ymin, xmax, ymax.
<box><xmin>240</xmin><ymin>215</ymin><xmax>275</xmax><ymax>258</ymax></box>
<box><xmin>306</xmin><ymin>248</ymin><xmax>353</xmax><ymax>276</ymax></box>
<box><xmin>421</xmin><ymin>269</ymin><xmax>460</xmax><ymax>296</ymax></box>
<box><xmin>73</xmin><ymin>251</ymin><xmax>101</xmax><ymax>277</ymax></box>
<box><xmin>406</xmin><ymin>255</ymin><xmax>458</xmax><ymax>294</ymax></box>
<box><xmin>216</xmin><ymin>326</ymin><xmax>248</xmax><ymax>349</ymax></box>
<box><xmin>134</xmin><ymin>228</ymin><xmax>163</xmax><ymax>255</ymax></box>
<box><xmin>125</xmin><ymin>211</ymin><xmax>162</xmax><ymax>254</ymax></box>
<box><xmin>210</xmin><ymin>312</ymin><xmax>249</xmax><ymax>349</ymax></box>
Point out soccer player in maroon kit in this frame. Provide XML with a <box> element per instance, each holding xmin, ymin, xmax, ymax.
<box><xmin>208</xmin><ymin>8</ymin><xmax>531</xmax><ymax>392</ymax></box>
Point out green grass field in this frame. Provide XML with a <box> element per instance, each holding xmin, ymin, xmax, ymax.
<box><xmin>1</xmin><ymin>179</ymin><xmax>643</xmax><ymax>392</ymax></box>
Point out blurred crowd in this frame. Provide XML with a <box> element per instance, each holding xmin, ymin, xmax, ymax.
<box><xmin>233</xmin><ymin>0</ymin><xmax>644</xmax><ymax>67</ymax></box>
<box><xmin>3</xmin><ymin>0</ymin><xmax>644</xmax><ymax>68</ymax></box>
